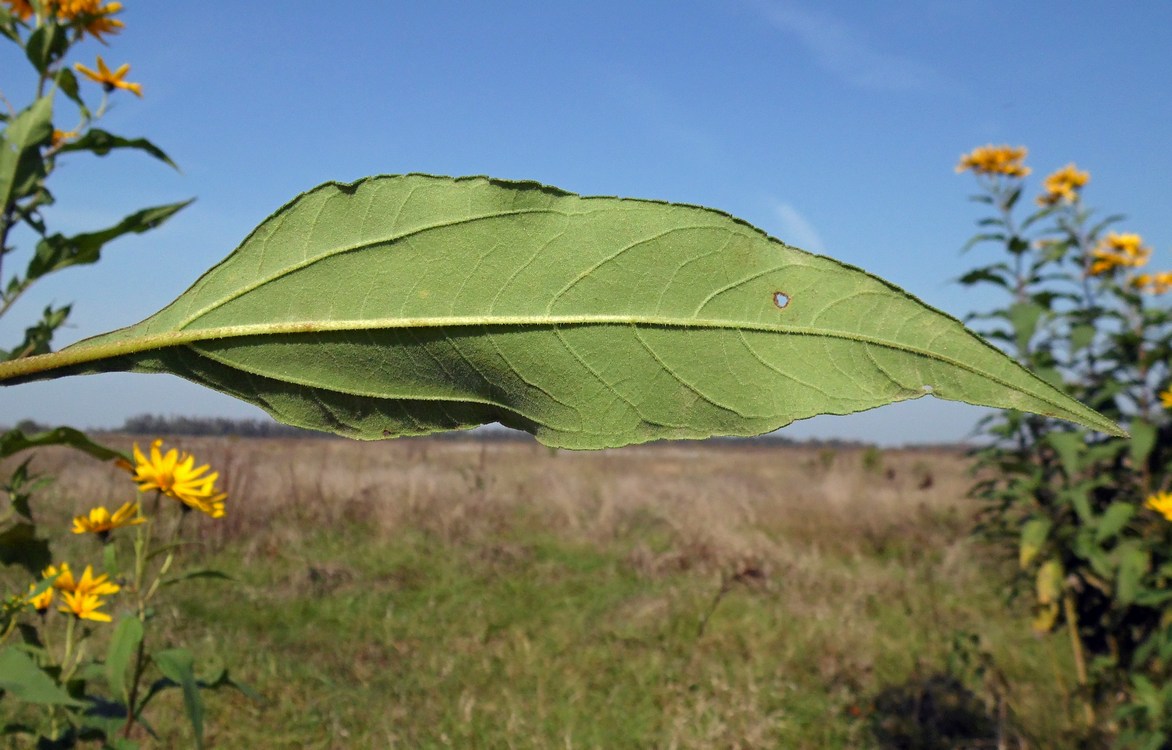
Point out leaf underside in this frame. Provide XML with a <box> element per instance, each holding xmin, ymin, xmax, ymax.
<box><xmin>0</xmin><ymin>174</ymin><xmax>1122</xmax><ymax>448</ymax></box>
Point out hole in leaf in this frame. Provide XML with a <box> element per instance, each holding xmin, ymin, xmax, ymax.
<box><xmin>773</xmin><ymin>292</ymin><xmax>790</xmax><ymax>309</ymax></box>
<box><xmin>922</xmin><ymin>385</ymin><xmax>935</xmax><ymax>394</ymax></box>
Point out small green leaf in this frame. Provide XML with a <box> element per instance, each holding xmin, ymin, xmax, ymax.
<box><xmin>1130</xmin><ymin>420</ymin><xmax>1157</xmax><ymax>468</ymax></box>
<box><xmin>0</xmin><ymin>95</ymin><xmax>52</xmax><ymax>214</ymax></box>
<box><xmin>2</xmin><ymin>303</ymin><xmax>69</xmax><ymax>360</ymax></box>
<box><xmin>1019</xmin><ymin>517</ymin><xmax>1051</xmax><ymax>569</ymax></box>
<box><xmin>1036</xmin><ymin>559</ymin><xmax>1064</xmax><ymax>605</ymax></box>
<box><xmin>0</xmin><ymin>425</ymin><xmax>125</xmax><ymax>462</ymax></box>
<box><xmin>160</xmin><ymin>569</ymin><xmax>234</xmax><ymax>587</ymax></box>
<box><xmin>203</xmin><ymin>667</ymin><xmax>262</xmax><ymax>702</ymax></box>
<box><xmin>1117</xmin><ymin>542</ymin><xmax>1150</xmax><ymax>606</ymax></box>
<box><xmin>0</xmin><ymin>647</ymin><xmax>84</xmax><ymax>706</ymax></box>
<box><xmin>105</xmin><ymin>616</ymin><xmax>143</xmax><ymax>704</ymax></box>
<box><xmin>57</xmin><ymin>129</ymin><xmax>178</xmax><ymax>170</ymax></box>
<box><xmin>0</xmin><ymin>176</ymin><xmax>1123</xmax><ymax>447</ymax></box>
<box><xmin>1096</xmin><ymin>502</ymin><xmax>1136</xmax><ymax>543</ymax></box>
<box><xmin>23</xmin><ymin>22</ymin><xmax>66</xmax><ymax>74</ymax></box>
<box><xmin>1008</xmin><ymin>301</ymin><xmax>1045</xmax><ymax>353</ymax></box>
<box><xmin>26</xmin><ymin>200</ymin><xmax>193</xmax><ymax>282</ymax></box>
<box><xmin>153</xmin><ymin>649</ymin><xmax>203</xmax><ymax>749</ymax></box>
<box><xmin>1069</xmin><ymin>323</ymin><xmax>1095</xmax><ymax>353</ymax></box>
<box><xmin>1046</xmin><ymin>431</ymin><xmax>1085</xmax><ymax>479</ymax></box>
<box><xmin>53</xmin><ymin>68</ymin><xmax>85</xmax><ymax>111</ymax></box>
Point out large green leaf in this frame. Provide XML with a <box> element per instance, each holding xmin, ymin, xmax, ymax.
<box><xmin>0</xmin><ymin>175</ymin><xmax>1122</xmax><ymax>448</ymax></box>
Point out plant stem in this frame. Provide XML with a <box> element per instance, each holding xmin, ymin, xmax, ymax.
<box><xmin>1062</xmin><ymin>591</ymin><xmax>1095</xmax><ymax>727</ymax></box>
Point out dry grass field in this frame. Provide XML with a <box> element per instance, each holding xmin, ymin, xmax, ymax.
<box><xmin>3</xmin><ymin>436</ymin><xmax>1078</xmax><ymax>748</ymax></box>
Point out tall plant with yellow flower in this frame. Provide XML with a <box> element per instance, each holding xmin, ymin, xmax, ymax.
<box><xmin>957</xmin><ymin>145</ymin><xmax>1172</xmax><ymax>744</ymax></box>
<box><xmin>0</xmin><ymin>3</ymin><xmax>247</xmax><ymax>747</ymax></box>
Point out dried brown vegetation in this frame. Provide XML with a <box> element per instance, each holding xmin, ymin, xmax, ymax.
<box><xmin>7</xmin><ymin>436</ymin><xmax>1067</xmax><ymax>748</ymax></box>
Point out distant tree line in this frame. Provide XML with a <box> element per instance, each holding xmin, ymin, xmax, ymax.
<box><xmin>116</xmin><ymin>414</ymin><xmax>326</xmax><ymax>438</ymax></box>
<box><xmin>4</xmin><ymin>416</ymin><xmax>960</xmax><ymax>450</ymax></box>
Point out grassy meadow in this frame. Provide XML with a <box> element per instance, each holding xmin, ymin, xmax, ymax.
<box><xmin>3</xmin><ymin>436</ymin><xmax>1082</xmax><ymax>748</ymax></box>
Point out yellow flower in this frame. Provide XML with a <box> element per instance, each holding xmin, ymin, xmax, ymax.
<box><xmin>45</xmin><ymin>563</ymin><xmax>120</xmax><ymax>597</ymax></box>
<box><xmin>1089</xmin><ymin>232</ymin><xmax>1151</xmax><ymax>276</ymax></box>
<box><xmin>54</xmin><ymin>0</ymin><xmax>124</xmax><ymax>39</ymax></box>
<box><xmin>50</xmin><ymin>129</ymin><xmax>80</xmax><ymax>148</ymax></box>
<box><xmin>74</xmin><ymin>56</ymin><xmax>142</xmax><ymax>97</ymax></box>
<box><xmin>1146</xmin><ymin>492</ymin><xmax>1172</xmax><ymax>522</ymax></box>
<box><xmin>77</xmin><ymin>1</ymin><xmax>124</xmax><ymax>41</ymax></box>
<box><xmin>76</xmin><ymin>566</ymin><xmax>119</xmax><ymax>597</ymax></box>
<box><xmin>25</xmin><ymin>582</ymin><xmax>54</xmax><ymax>613</ymax></box>
<box><xmin>58</xmin><ymin>590</ymin><xmax>113</xmax><ymax>622</ymax></box>
<box><xmin>1037</xmin><ymin>163</ymin><xmax>1089</xmax><ymax>206</ymax></box>
<box><xmin>44</xmin><ymin>562</ymin><xmax>75</xmax><ymax>592</ymax></box>
<box><xmin>956</xmin><ymin>144</ymin><xmax>1031</xmax><ymax>177</ymax></box>
<box><xmin>5</xmin><ymin>1</ymin><xmax>124</xmax><ymax>38</ymax></box>
<box><xmin>131</xmin><ymin>439</ymin><xmax>227</xmax><ymax>518</ymax></box>
<box><xmin>2</xmin><ymin>0</ymin><xmax>34</xmax><ymax>20</ymax></box>
<box><xmin>72</xmin><ymin>501</ymin><xmax>146</xmax><ymax>539</ymax></box>
<box><xmin>1160</xmin><ymin>387</ymin><xmax>1172</xmax><ymax>409</ymax></box>
<box><xmin>1132</xmin><ymin>272</ymin><xmax>1172</xmax><ymax>295</ymax></box>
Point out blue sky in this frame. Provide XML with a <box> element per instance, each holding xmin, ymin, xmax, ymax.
<box><xmin>1</xmin><ymin>1</ymin><xmax>1169</xmax><ymax>445</ymax></box>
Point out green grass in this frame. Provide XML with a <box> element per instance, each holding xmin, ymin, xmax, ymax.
<box><xmin>2</xmin><ymin>439</ymin><xmax>1082</xmax><ymax>748</ymax></box>
<box><xmin>149</xmin><ymin>525</ymin><xmax>1056</xmax><ymax>748</ymax></box>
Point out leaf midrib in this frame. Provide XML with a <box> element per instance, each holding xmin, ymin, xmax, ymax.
<box><xmin>0</xmin><ymin>312</ymin><xmax>1083</xmax><ymax>420</ymax></box>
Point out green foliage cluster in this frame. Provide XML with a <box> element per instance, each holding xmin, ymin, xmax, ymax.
<box><xmin>0</xmin><ymin>4</ymin><xmax>246</xmax><ymax>747</ymax></box>
<box><xmin>959</xmin><ymin>147</ymin><xmax>1172</xmax><ymax>745</ymax></box>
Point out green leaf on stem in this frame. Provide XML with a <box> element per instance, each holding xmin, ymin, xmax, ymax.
<box><xmin>0</xmin><ymin>647</ymin><xmax>84</xmax><ymax>706</ymax></box>
<box><xmin>1129</xmin><ymin>420</ymin><xmax>1157</xmax><ymax>468</ymax></box>
<box><xmin>0</xmin><ymin>425</ymin><xmax>125</xmax><ymax>462</ymax></box>
<box><xmin>0</xmin><ymin>175</ymin><xmax>1124</xmax><ymax>448</ymax></box>
<box><xmin>105</xmin><ymin>615</ymin><xmax>143</xmax><ymax>704</ymax></box>
<box><xmin>52</xmin><ymin>67</ymin><xmax>85</xmax><ymax>112</ymax></box>
<box><xmin>1</xmin><ymin>303</ymin><xmax>69</xmax><ymax>360</ymax></box>
<box><xmin>23</xmin><ymin>22</ymin><xmax>66</xmax><ymax>74</ymax></box>
<box><xmin>1019</xmin><ymin>517</ymin><xmax>1051</xmax><ymax>568</ymax></box>
<box><xmin>1116</xmin><ymin>542</ymin><xmax>1150</xmax><ymax>606</ymax></box>
<box><xmin>1096</xmin><ymin>502</ymin><xmax>1136</xmax><ymax>544</ymax></box>
<box><xmin>26</xmin><ymin>199</ymin><xmax>193</xmax><ymax>282</ymax></box>
<box><xmin>1069</xmin><ymin>323</ymin><xmax>1095</xmax><ymax>354</ymax></box>
<box><xmin>0</xmin><ymin>95</ymin><xmax>52</xmax><ymax>215</ymax></box>
<box><xmin>1046</xmin><ymin>431</ymin><xmax>1086</xmax><ymax>479</ymax></box>
<box><xmin>160</xmin><ymin>569</ymin><xmax>234</xmax><ymax>587</ymax></box>
<box><xmin>152</xmin><ymin>648</ymin><xmax>204</xmax><ymax>749</ymax></box>
<box><xmin>57</xmin><ymin>129</ymin><xmax>178</xmax><ymax>170</ymax></box>
<box><xmin>1008</xmin><ymin>301</ymin><xmax>1046</xmax><ymax>354</ymax></box>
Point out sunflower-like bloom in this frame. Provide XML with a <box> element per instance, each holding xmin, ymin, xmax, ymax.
<box><xmin>74</xmin><ymin>56</ymin><xmax>141</xmax><ymax>97</ymax></box>
<box><xmin>1089</xmin><ymin>232</ymin><xmax>1151</xmax><ymax>276</ymax></box>
<box><xmin>131</xmin><ymin>439</ymin><xmax>227</xmax><ymax>518</ymax></box>
<box><xmin>72</xmin><ymin>501</ymin><xmax>146</xmax><ymax>540</ymax></box>
<box><xmin>67</xmin><ymin>565</ymin><xmax>120</xmax><ymax>597</ymax></box>
<box><xmin>1160</xmin><ymin>388</ymin><xmax>1172</xmax><ymax>410</ymax></box>
<box><xmin>956</xmin><ymin>145</ymin><xmax>1031</xmax><ymax>177</ymax></box>
<box><xmin>53</xmin><ymin>0</ymin><xmax>124</xmax><ymax>40</ymax></box>
<box><xmin>1131</xmin><ymin>272</ymin><xmax>1172</xmax><ymax>296</ymax></box>
<box><xmin>58</xmin><ymin>590</ymin><xmax>113</xmax><ymax>622</ymax></box>
<box><xmin>4</xmin><ymin>0</ymin><xmax>124</xmax><ymax>38</ymax></box>
<box><xmin>1037</xmin><ymin>163</ymin><xmax>1089</xmax><ymax>206</ymax></box>
<box><xmin>25</xmin><ymin>582</ymin><xmax>54</xmax><ymax>613</ymax></box>
<box><xmin>1146</xmin><ymin>492</ymin><xmax>1172</xmax><ymax>522</ymax></box>
<box><xmin>44</xmin><ymin>562</ymin><xmax>75</xmax><ymax>592</ymax></box>
<box><xmin>2</xmin><ymin>0</ymin><xmax>34</xmax><ymax>20</ymax></box>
